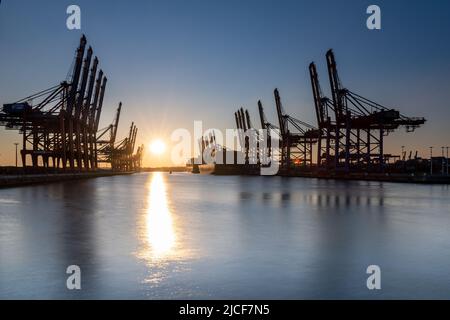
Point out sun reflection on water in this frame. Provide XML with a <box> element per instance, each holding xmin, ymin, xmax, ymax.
<box><xmin>147</xmin><ymin>172</ymin><xmax>175</xmax><ymax>258</ymax></box>
<box><xmin>137</xmin><ymin>172</ymin><xmax>196</xmax><ymax>284</ymax></box>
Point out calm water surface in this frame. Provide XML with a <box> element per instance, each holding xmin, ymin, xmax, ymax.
<box><xmin>1</xmin><ymin>172</ymin><xmax>450</xmax><ymax>299</ymax></box>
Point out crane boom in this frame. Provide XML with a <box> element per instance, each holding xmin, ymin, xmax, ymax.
<box><xmin>326</xmin><ymin>49</ymin><xmax>345</xmax><ymax>121</ymax></box>
<box><xmin>67</xmin><ymin>35</ymin><xmax>87</xmax><ymax>115</ymax></box>
<box><xmin>112</xmin><ymin>102</ymin><xmax>122</xmax><ymax>144</ymax></box>
<box><xmin>94</xmin><ymin>76</ymin><xmax>107</xmax><ymax>132</ymax></box>
<box><xmin>274</xmin><ymin>88</ymin><xmax>286</xmax><ymax>136</ymax></box>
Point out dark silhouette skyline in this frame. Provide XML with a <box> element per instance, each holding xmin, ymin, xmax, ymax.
<box><xmin>1</xmin><ymin>0</ymin><xmax>449</xmax><ymax>166</ymax></box>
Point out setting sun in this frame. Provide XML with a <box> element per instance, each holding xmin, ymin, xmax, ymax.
<box><xmin>149</xmin><ymin>139</ymin><xmax>166</xmax><ymax>155</ymax></box>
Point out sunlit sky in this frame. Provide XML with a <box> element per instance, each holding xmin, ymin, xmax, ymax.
<box><xmin>1</xmin><ymin>0</ymin><xmax>450</xmax><ymax>167</ymax></box>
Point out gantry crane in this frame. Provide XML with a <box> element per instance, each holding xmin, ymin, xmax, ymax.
<box><xmin>0</xmin><ymin>35</ymin><xmax>142</xmax><ymax>173</ymax></box>
<box><xmin>258</xmin><ymin>100</ymin><xmax>280</xmax><ymax>165</ymax></box>
<box><xmin>0</xmin><ymin>35</ymin><xmax>108</xmax><ymax>171</ymax></box>
<box><xmin>310</xmin><ymin>49</ymin><xmax>426</xmax><ymax>172</ymax></box>
<box><xmin>96</xmin><ymin>102</ymin><xmax>122</xmax><ymax>167</ymax></box>
<box><xmin>273</xmin><ymin>88</ymin><xmax>319</xmax><ymax>171</ymax></box>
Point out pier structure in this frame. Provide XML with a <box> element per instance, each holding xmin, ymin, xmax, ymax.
<box><xmin>0</xmin><ymin>35</ymin><xmax>143</xmax><ymax>172</ymax></box>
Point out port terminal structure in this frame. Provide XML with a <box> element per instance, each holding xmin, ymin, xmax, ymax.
<box><xmin>0</xmin><ymin>35</ymin><xmax>143</xmax><ymax>173</ymax></box>
<box><xmin>231</xmin><ymin>50</ymin><xmax>449</xmax><ymax>183</ymax></box>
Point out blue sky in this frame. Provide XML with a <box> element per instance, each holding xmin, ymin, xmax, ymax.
<box><xmin>1</xmin><ymin>0</ymin><xmax>450</xmax><ymax>165</ymax></box>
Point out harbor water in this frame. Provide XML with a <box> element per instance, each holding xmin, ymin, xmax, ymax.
<box><xmin>1</xmin><ymin>172</ymin><xmax>450</xmax><ymax>299</ymax></box>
